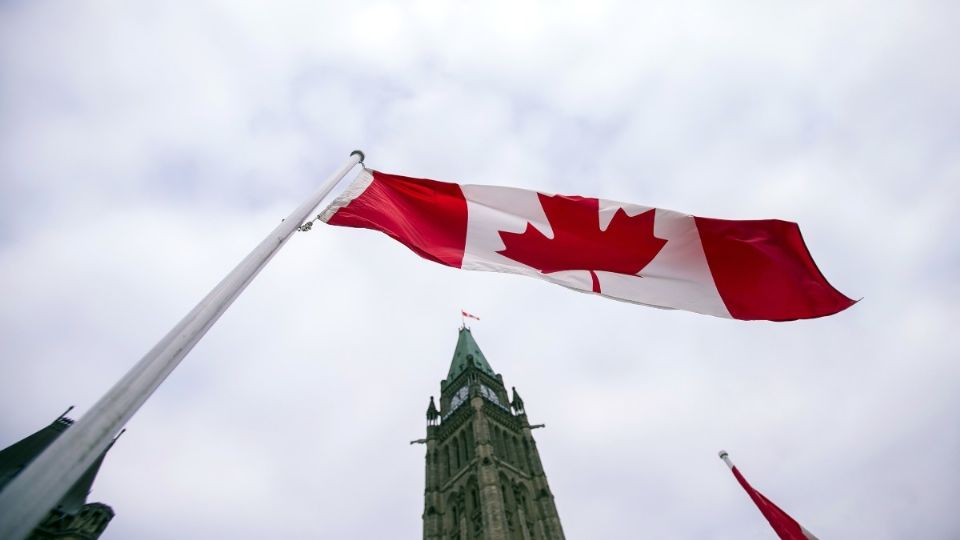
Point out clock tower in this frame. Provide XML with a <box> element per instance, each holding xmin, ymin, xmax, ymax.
<box><xmin>421</xmin><ymin>327</ymin><xmax>565</xmax><ymax>540</ymax></box>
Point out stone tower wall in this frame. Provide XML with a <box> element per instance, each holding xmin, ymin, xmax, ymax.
<box><xmin>423</xmin><ymin>363</ymin><xmax>564</xmax><ymax>540</ymax></box>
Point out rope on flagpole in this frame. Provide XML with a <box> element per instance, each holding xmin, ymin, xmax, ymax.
<box><xmin>0</xmin><ymin>150</ymin><xmax>365</xmax><ymax>540</ymax></box>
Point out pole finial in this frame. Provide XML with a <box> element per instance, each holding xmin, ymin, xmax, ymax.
<box><xmin>57</xmin><ymin>405</ymin><xmax>75</xmax><ymax>421</ymax></box>
<box><xmin>350</xmin><ymin>149</ymin><xmax>365</xmax><ymax>165</ymax></box>
<box><xmin>718</xmin><ymin>450</ymin><xmax>728</xmax><ymax>459</ymax></box>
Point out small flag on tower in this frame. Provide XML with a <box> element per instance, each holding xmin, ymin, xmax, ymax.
<box><xmin>719</xmin><ymin>451</ymin><xmax>819</xmax><ymax>540</ymax></box>
<box><xmin>321</xmin><ymin>169</ymin><xmax>855</xmax><ymax>321</ymax></box>
<box><xmin>461</xmin><ymin>310</ymin><xmax>481</xmax><ymax>321</ymax></box>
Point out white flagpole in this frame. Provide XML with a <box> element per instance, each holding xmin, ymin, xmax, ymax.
<box><xmin>0</xmin><ymin>150</ymin><xmax>365</xmax><ymax>540</ymax></box>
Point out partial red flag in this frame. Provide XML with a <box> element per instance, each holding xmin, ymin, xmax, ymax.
<box><xmin>461</xmin><ymin>310</ymin><xmax>481</xmax><ymax>321</ymax></box>
<box><xmin>720</xmin><ymin>451</ymin><xmax>819</xmax><ymax>540</ymax></box>
<box><xmin>321</xmin><ymin>169</ymin><xmax>855</xmax><ymax>321</ymax></box>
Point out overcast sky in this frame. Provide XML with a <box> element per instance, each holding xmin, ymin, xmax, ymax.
<box><xmin>1</xmin><ymin>1</ymin><xmax>958</xmax><ymax>538</ymax></box>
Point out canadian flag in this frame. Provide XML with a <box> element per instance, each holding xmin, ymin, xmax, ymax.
<box><xmin>720</xmin><ymin>451</ymin><xmax>819</xmax><ymax>540</ymax></box>
<box><xmin>321</xmin><ymin>170</ymin><xmax>854</xmax><ymax>321</ymax></box>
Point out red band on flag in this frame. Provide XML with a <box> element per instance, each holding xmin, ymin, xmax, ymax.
<box><xmin>326</xmin><ymin>171</ymin><xmax>468</xmax><ymax>268</ymax></box>
<box><xmin>695</xmin><ymin>217</ymin><xmax>855</xmax><ymax>321</ymax></box>
<box><xmin>730</xmin><ymin>466</ymin><xmax>817</xmax><ymax>540</ymax></box>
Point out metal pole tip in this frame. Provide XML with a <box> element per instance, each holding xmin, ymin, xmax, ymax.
<box><xmin>718</xmin><ymin>450</ymin><xmax>728</xmax><ymax>459</ymax></box>
<box><xmin>350</xmin><ymin>149</ymin><xmax>365</xmax><ymax>163</ymax></box>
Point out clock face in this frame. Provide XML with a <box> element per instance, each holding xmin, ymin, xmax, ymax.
<box><xmin>480</xmin><ymin>384</ymin><xmax>501</xmax><ymax>405</ymax></box>
<box><xmin>449</xmin><ymin>385</ymin><xmax>469</xmax><ymax>410</ymax></box>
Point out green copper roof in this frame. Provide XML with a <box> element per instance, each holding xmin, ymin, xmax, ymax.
<box><xmin>447</xmin><ymin>327</ymin><xmax>496</xmax><ymax>382</ymax></box>
<box><xmin>0</xmin><ymin>416</ymin><xmax>115</xmax><ymax>515</ymax></box>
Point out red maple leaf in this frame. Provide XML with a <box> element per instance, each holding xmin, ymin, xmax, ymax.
<box><xmin>497</xmin><ymin>194</ymin><xmax>667</xmax><ymax>293</ymax></box>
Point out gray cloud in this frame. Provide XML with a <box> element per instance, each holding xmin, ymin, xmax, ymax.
<box><xmin>1</xmin><ymin>1</ymin><xmax>958</xmax><ymax>538</ymax></box>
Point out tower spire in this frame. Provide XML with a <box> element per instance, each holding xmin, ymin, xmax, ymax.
<box><xmin>426</xmin><ymin>397</ymin><xmax>439</xmax><ymax>426</ymax></box>
<box><xmin>444</xmin><ymin>327</ymin><xmax>496</xmax><ymax>387</ymax></box>
<box><xmin>511</xmin><ymin>387</ymin><xmax>526</xmax><ymax>415</ymax></box>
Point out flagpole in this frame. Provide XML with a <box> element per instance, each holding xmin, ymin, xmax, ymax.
<box><xmin>0</xmin><ymin>150</ymin><xmax>365</xmax><ymax>540</ymax></box>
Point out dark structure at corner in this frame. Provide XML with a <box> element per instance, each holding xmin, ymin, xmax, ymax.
<box><xmin>0</xmin><ymin>412</ymin><xmax>116</xmax><ymax>539</ymax></box>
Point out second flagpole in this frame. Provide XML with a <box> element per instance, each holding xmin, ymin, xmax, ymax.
<box><xmin>0</xmin><ymin>150</ymin><xmax>365</xmax><ymax>540</ymax></box>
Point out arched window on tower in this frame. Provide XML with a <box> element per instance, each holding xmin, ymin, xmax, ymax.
<box><xmin>445</xmin><ymin>445</ymin><xmax>452</xmax><ymax>480</ymax></box>
<box><xmin>501</xmin><ymin>429</ymin><xmax>511</xmax><ymax>463</ymax></box>
<box><xmin>464</xmin><ymin>423</ymin><xmax>475</xmax><ymax>461</ymax></box>
<box><xmin>516</xmin><ymin>483</ymin><xmax>535</xmax><ymax>537</ymax></box>
<box><xmin>458</xmin><ymin>431</ymin><xmax>467</xmax><ymax>466</ymax></box>
<box><xmin>495</xmin><ymin>428</ymin><xmax>504</xmax><ymax>462</ymax></box>
<box><xmin>502</xmin><ymin>430</ymin><xmax>510</xmax><ymax>462</ymax></box>
<box><xmin>467</xmin><ymin>476</ymin><xmax>481</xmax><ymax>538</ymax></box>
<box><xmin>449</xmin><ymin>494</ymin><xmax>460</xmax><ymax>537</ymax></box>
<box><xmin>453</xmin><ymin>436</ymin><xmax>462</xmax><ymax>472</ymax></box>
<box><xmin>499</xmin><ymin>473</ymin><xmax>515</xmax><ymax>530</ymax></box>
<box><xmin>523</xmin><ymin>439</ymin><xmax>534</xmax><ymax>472</ymax></box>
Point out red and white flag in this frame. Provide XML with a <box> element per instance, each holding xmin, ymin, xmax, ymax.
<box><xmin>720</xmin><ymin>451</ymin><xmax>819</xmax><ymax>540</ymax></box>
<box><xmin>321</xmin><ymin>170</ymin><xmax>854</xmax><ymax>321</ymax></box>
<box><xmin>461</xmin><ymin>310</ymin><xmax>481</xmax><ymax>321</ymax></box>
